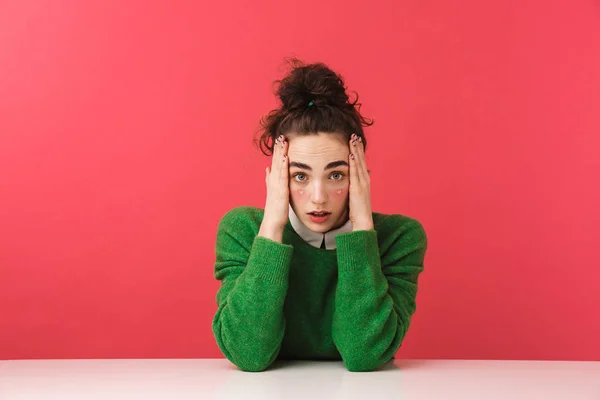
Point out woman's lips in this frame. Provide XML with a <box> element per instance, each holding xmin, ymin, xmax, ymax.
<box><xmin>308</xmin><ymin>212</ymin><xmax>331</xmax><ymax>223</ymax></box>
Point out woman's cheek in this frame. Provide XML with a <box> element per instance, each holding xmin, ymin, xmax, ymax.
<box><xmin>290</xmin><ymin>183</ymin><xmax>306</xmax><ymax>200</ymax></box>
<box><xmin>334</xmin><ymin>185</ymin><xmax>349</xmax><ymax>197</ymax></box>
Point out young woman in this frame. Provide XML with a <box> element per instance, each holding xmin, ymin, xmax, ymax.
<box><xmin>212</xmin><ymin>59</ymin><xmax>428</xmax><ymax>372</ymax></box>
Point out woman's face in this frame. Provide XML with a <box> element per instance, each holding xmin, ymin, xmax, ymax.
<box><xmin>286</xmin><ymin>132</ymin><xmax>350</xmax><ymax>233</ymax></box>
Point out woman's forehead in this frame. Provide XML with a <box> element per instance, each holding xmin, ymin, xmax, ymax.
<box><xmin>287</xmin><ymin>134</ymin><xmax>349</xmax><ymax>159</ymax></box>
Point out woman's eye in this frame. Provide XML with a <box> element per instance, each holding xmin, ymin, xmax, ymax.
<box><xmin>294</xmin><ymin>174</ymin><xmax>306</xmax><ymax>182</ymax></box>
<box><xmin>331</xmin><ymin>173</ymin><xmax>344</xmax><ymax>180</ymax></box>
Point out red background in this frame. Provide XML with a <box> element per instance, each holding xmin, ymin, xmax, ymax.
<box><xmin>1</xmin><ymin>0</ymin><xmax>599</xmax><ymax>360</ymax></box>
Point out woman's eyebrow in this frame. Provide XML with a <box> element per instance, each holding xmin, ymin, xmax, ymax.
<box><xmin>289</xmin><ymin>160</ymin><xmax>349</xmax><ymax>171</ymax></box>
<box><xmin>325</xmin><ymin>160</ymin><xmax>349</xmax><ymax>170</ymax></box>
<box><xmin>289</xmin><ymin>161</ymin><xmax>312</xmax><ymax>170</ymax></box>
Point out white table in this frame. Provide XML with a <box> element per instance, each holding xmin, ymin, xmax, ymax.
<box><xmin>1</xmin><ymin>358</ymin><xmax>599</xmax><ymax>399</ymax></box>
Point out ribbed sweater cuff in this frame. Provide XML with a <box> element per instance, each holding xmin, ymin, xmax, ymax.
<box><xmin>335</xmin><ymin>230</ymin><xmax>380</xmax><ymax>271</ymax></box>
<box><xmin>247</xmin><ymin>236</ymin><xmax>294</xmax><ymax>284</ymax></box>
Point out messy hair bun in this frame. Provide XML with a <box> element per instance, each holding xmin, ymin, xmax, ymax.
<box><xmin>255</xmin><ymin>58</ymin><xmax>373</xmax><ymax>156</ymax></box>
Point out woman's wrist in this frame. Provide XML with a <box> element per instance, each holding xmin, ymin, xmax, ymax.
<box><xmin>258</xmin><ymin>222</ymin><xmax>284</xmax><ymax>243</ymax></box>
<box><xmin>352</xmin><ymin>218</ymin><xmax>374</xmax><ymax>231</ymax></box>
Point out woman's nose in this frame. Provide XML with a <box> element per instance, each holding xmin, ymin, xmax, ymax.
<box><xmin>311</xmin><ymin>183</ymin><xmax>327</xmax><ymax>204</ymax></box>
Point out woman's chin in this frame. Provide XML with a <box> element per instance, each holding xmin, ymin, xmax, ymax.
<box><xmin>301</xmin><ymin>217</ymin><xmax>330</xmax><ymax>231</ymax></box>
<box><xmin>304</xmin><ymin>216</ymin><xmax>341</xmax><ymax>232</ymax></box>
<box><xmin>305</xmin><ymin>222</ymin><xmax>330</xmax><ymax>232</ymax></box>
<box><xmin>314</xmin><ymin>226</ymin><xmax>331</xmax><ymax>233</ymax></box>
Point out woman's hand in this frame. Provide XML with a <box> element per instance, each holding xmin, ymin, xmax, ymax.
<box><xmin>258</xmin><ymin>135</ymin><xmax>290</xmax><ymax>242</ymax></box>
<box><xmin>348</xmin><ymin>133</ymin><xmax>374</xmax><ymax>231</ymax></box>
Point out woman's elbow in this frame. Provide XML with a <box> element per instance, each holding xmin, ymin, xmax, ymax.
<box><xmin>228</xmin><ymin>354</ymin><xmax>277</xmax><ymax>372</ymax></box>
<box><xmin>343</xmin><ymin>357</ymin><xmax>385</xmax><ymax>372</ymax></box>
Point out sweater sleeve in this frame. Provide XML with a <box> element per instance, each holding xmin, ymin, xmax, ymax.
<box><xmin>332</xmin><ymin>218</ymin><xmax>427</xmax><ymax>372</ymax></box>
<box><xmin>212</xmin><ymin>208</ymin><xmax>294</xmax><ymax>372</ymax></box>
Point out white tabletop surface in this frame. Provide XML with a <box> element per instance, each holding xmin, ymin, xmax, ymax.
<box><xmin>1</xmin><ymin>358</ymin><xmax>599</xmax><ymax>400</ymax></box>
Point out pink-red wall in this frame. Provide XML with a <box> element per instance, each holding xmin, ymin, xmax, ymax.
<box><xmin>1</xmin><ymin>1</ymin><xmax>599</xmax><ymax>361</ymax></box>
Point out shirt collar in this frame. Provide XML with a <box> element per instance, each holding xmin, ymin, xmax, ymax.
<box><xmin>288</xmin><ymin>205</ymin><xmax>353</xmax><ymax>249</ymax></box>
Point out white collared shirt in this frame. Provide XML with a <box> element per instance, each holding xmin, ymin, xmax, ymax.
<box><xmin>288</xmin><ymin>205</ymin><xmax>353</xmax><ymax>249</ymax></box>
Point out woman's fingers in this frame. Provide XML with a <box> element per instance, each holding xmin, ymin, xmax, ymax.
<box><xmin>262</xmin><ymin>135</ymin><xmax>291</xmax><ymax>232</ymax></box>
<box><xmin>268</xmin><ymin>135</ymin><xmax>288</xmax><ymax>186</ymax></box>
<box><xmin>349</xmin><ymin>137</ymin><xmax>359</xmax><ymax>184</ymax></box>
<box><xmin>270</xmin><ymin>135</ymin><xmax>283</xmax><ymax>177</ymax></box>
<box><xmin>280</xmin><ymin>138</ymin><xmax>289</xmax><ymax>184</ymax></box>
<box><xmin>351</xmin><ymin>134</ymin><xmax>368</xmax><ymax>183</ymax></box>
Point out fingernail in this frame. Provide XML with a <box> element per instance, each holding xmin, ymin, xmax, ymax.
<box><xmin>350</xmin><ymin>153</ymin><xmax>355</xmax><ymax>159</ymax></box>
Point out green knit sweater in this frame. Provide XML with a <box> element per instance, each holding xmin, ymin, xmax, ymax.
<box><xmin>212</xmin><ymin>206</ymin><xmax>427</xmax><ymax>372</ymax></box>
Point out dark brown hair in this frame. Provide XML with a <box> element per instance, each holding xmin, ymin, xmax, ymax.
<box><xmin>254</xmin><ymin>58</ymin><xmax>374</xmax><ymax>156</ymax></box>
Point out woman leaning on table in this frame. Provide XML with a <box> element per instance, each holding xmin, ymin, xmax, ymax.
<box><xmin>212</xmin><ymin>58</ymin><xmax>428</xmax><ymax>372</ymax></box>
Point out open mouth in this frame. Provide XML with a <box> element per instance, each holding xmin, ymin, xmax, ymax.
<box><xmin>308</xmin><ymin>211</ymin><xmax>331</xmax><ymax>223</ymax></box>
<box><xmin>308</xmin><ymin>212</ymin><xmax>331</xmax><ymax>217</ymax></box>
